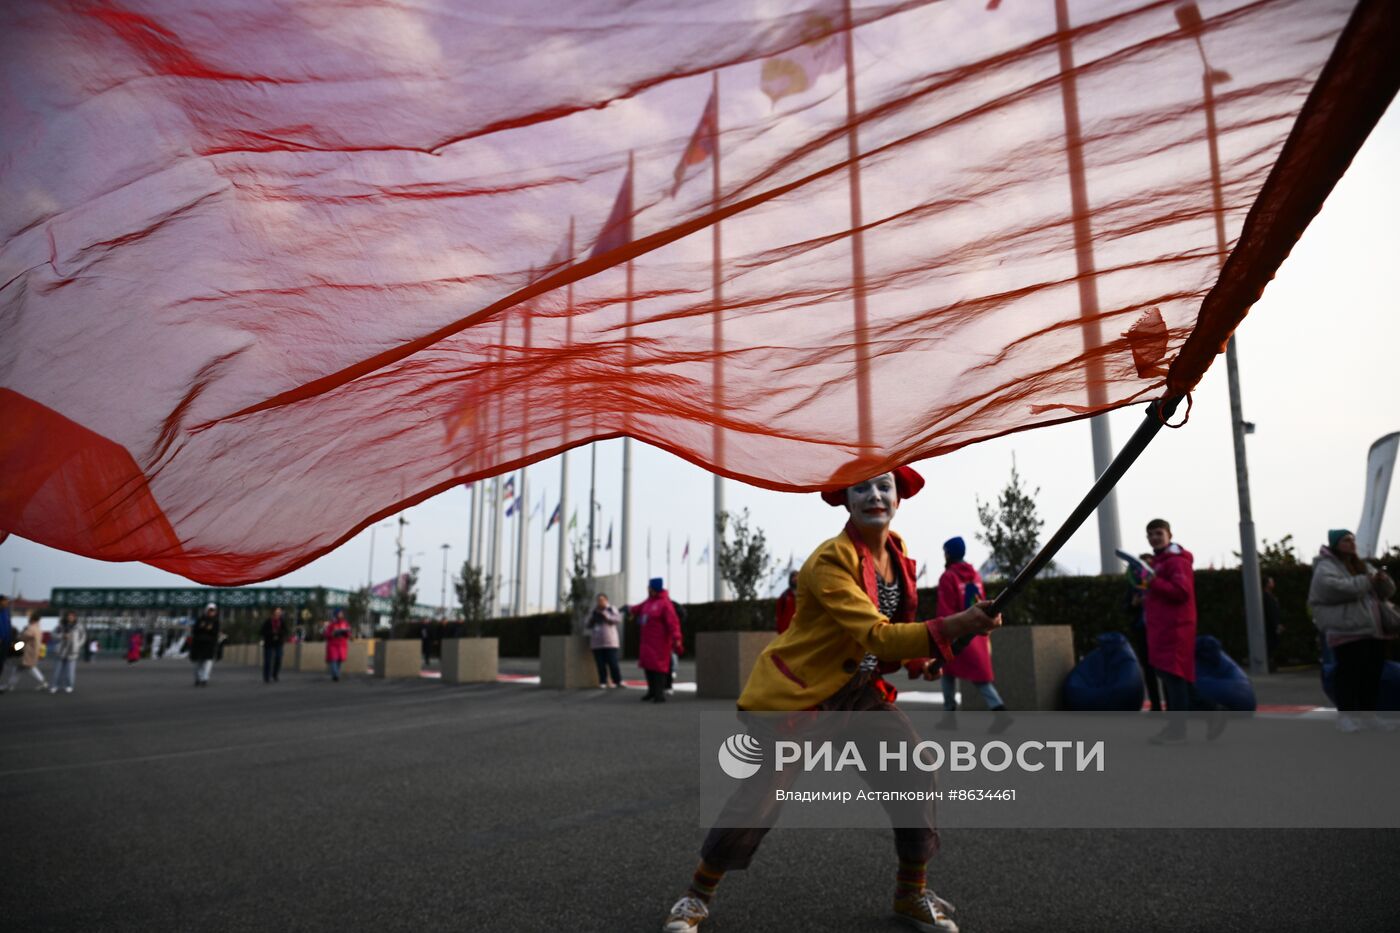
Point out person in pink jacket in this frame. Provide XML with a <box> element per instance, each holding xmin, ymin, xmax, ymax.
<box><xmin>1143</xmin><ymin>518</ymin><xmax>1221</xmax><ymax>743</ymax></box>
<box><xmin>324</xmin><ymin>609</ymin><xmax>352</xmax><ymax>682</ymax></box>
<box><xmin>926</xmin><ymin>537</ymin><xmax>1007</xmax><ymax>718</ymax></box>
<box><xmin>631</xmin><ymin>578</ymin><xmax>682</xmax><ymax>703</ymax></box>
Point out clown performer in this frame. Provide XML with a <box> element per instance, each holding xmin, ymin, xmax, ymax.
<box><xmin>661</xmin><ymin>466</ymin><xmax>1000</xmax><ymax>933</ymax></box>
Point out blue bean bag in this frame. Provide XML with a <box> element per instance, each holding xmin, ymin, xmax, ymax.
<box><xmin>1321</xmin><ymin>660</ymin><xmax>1400</xmax><ymax>711</ymax></box>
<box><xmin>1193</xmin><ymin>636</ymin><xmax>1256</xmax><ymax>711</ymax></box>
<box><xmin>1063</xmin><ymin>632</ymin><xmax>1145</xmax><ymax>711</ymax></box>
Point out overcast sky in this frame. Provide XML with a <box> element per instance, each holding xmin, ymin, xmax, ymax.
<box><xmin>4</xmin><ymin>59</ymin><xmax>1396</xmax><ymax>612</ymax></box>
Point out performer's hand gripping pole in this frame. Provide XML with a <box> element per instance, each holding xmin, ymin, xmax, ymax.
<box><xmin>930</xmin><ymin>395</ymin><xmax>1185</xmax><ymax>674</ymax></box>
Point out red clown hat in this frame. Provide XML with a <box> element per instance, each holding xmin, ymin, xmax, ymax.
<box><xmin>820</xmin><ymin>465</ymin><xmax>925</xmax><ymax>506</ymax></box>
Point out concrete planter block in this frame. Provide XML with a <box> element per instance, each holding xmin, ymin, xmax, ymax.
<box><xmin>372</xmin><ymin>639</ymin><xmax>421</xmax><ymax>679</ymax></box>
<box><xmin>298</xmin><ymin>643</ymin><xmax>326</xmax><ymax>673</ymax></box>
<box><xmin>697</xmin><ymin>631</ymin><xmax>775</xmax><ymax>700</ymax></box>
<box><xmin>953</xmin><ymin>624</ymin><xmax>1075</xmax><ymax>711</ymax></box>
<box><xmin>441</xmin><ymin>638</ymin><xmax>499</xmax><ymax>684</ymax></box>
<box><xmin>345</xmin><ymin>640</ymin><xmax>369</xmax><ymax>675</ymax></box>
<box><xmin>539</xmin><ymin>635</ymin><xmax>599</xmax><ymax>689</ymax></box>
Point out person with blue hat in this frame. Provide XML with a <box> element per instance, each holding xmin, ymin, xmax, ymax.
<box><xmin>630</xmin><ymin>577</ymin><xmax>682</xmax><ymax>702</ymax></box>
<box><xmin>908</xmin><ymin>536</ymin><xmax>1009</xmax><ymax>724</ymax></box>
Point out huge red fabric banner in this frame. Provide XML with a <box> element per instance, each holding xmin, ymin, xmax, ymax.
<box><xmin>1</xmin><ymin>0</ymin><xmax>1394</xmax><ymax>583</ymax></box>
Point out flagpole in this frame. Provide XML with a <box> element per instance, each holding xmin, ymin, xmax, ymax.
<box><xmin>621</xmin><ymin>152</ymin><xmax>635</xmax><ymax>606</ymax></box>
<box><xmin>538</xmin><ymin>495</ymin><xmax>546</xmax><ymax>613</ymax></box>
<box><xmin>490</xmin><ymin>475</ymin><xmax>504</xmax><ymax>617</ymax></box>
<box><xmin>557</xmin><ymin>217</ymin><xmax>574</xmax><ymax>610</ymax></box>
<box><xmin>711</xmin><ymin>69</ymin><xmax>729</xmax><ymax>604</ymax></box>
<box><xmin>587</xmin><ymin>444</ymin><xmax>597</xmax><ymax>579</ymax></box>
<box><xmin>842</xmin><ymin>0</ymin><xmax>874</xmax><ymax>452</ymax></box>
<box><xmin>1053</xmin><ymin>0</ymin><xmax>1122</xmax><ymax>573</ymax></box>
<box><xmin>466</xmin><ymin>482</ymin><xmax>478</xmax><ymax>572</ymax></box>
<box><xmin>515</xmin><ymin>467</ymin><xmax>529</xmax><ymax>616</ymax></box>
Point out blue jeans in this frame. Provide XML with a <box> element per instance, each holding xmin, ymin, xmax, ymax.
<box><xmin>51</xmin><ymin>658</ymin><xmax>77</xmax><ymax>691</ymax></box>
<box><xmin>263</xmin><ymin>644</ymin><xmax>283</xmax><ymax>682</ymax></box>
<box><xmin>1155</xmin><ymin>669</ymin><xmax>1219</xmax><ymax>736</ymax></box>
<box><xmin>941</xmin><ymin>675</ymin><xmax>1005</xmax><ymax>711</ymax></box>
<box><xmin>328</xmin><ymin>659</ymin><xmax>343</xmax><ymax>680</ymax></box>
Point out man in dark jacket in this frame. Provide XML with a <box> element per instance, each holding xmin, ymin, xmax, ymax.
<box><xmin>190</xmin><ymin>602</ymin><xmax>221</xmax><ymax>687</ymax></box>
<box><xmin>1262</xmin><ymin>576</ymin><xmax>1282</xmax><ymax>672</ymax></box>
<box><xmin>0</xmin><ymin>594</ymin><xmax>12</xmax><ymax>684</ymax></box>
<box><xmin>260</xmin><ymin>606</ymin><xmax>289</xmax><ymax>684</ymax></box>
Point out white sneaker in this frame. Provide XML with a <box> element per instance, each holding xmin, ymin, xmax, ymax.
<box><xmin>662</xmin><ymin>895</ymin><xmax>709</xmax><ymax>932</ymax></box>
<box><xmin>1337</xmin><ymin>715</ymin><xmax>1363</xmax><ymax>733</ymax></box>
<box><xmin>64</xmin><ymin>687</ymin><xmax>73</xmax><ymax>694</ymax></box>
<box><xmin>893</xmin><ymin>888</ymin><xmax>958</xmax><ymax>932</ymax></box>
<box><xmin>48</xmin><ymin>686</ymin><xmax>58</xmax><ymax>694</ymax></box>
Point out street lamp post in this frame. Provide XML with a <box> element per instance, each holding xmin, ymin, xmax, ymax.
<box><xmin>365</xmin><ymin>521</ymin><xmax>393</xmax><ymax>633</ymax></box>
<box><xmin>1176</xmin><ymin>2</ymin><xmax>1268</xmax><ymax>675</ymax></box>
<box><xmin>9</xmin><ymin>567</ymin><xmax>18</xmax><ymax>600</ymax></box>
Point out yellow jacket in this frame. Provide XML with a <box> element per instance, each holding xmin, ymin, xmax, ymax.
<box><xmin>737</xmin><ymin>524</ymin><xmax>952</xmax><ymax>711</ymax></box>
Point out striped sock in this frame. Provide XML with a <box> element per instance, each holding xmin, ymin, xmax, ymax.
<box><xmin>895</xmin><ymin>858</ymin><xmax>926</xmax><ymax>899</ymax></box>
<box><xmin>687</xmin><ymin>862</ymin><xmax>725</xmax><ymax>903</ymax></box>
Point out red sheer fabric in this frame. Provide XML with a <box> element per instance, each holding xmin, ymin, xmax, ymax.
<box><xmin>1</xmin><ymin>0</ymin><xmax>1393</xmax><ymax>583</ymax></box>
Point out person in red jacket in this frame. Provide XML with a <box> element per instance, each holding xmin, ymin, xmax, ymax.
<box><xmin>924</xmin><ymin>537</ymin><xmax>1007</xmax><ymax>718</ymax></box>
<box><xmin>1142</xmin><ymin>518</ymin><xmax>1221</xmax><ymax>743</ymax></box>
<box><xmin>632</xmin><ymin>578</ymin><xmax>682</xmax><ymax>702</ymax></box>
<box><xmin>324</xmin><ymin>609</ymin><xmax>353</xmax><ymax>681</ymax></box>
<box><xmin>774</xmin><ymin>571</ymin><xmax>798</xmax><ymax>635</ymax></box>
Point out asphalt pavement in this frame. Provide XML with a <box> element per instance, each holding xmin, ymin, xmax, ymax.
<box><xmin>2</xmin><ymin>659</ymin><xmax>1395</xmax><ymax>932</ymax></box>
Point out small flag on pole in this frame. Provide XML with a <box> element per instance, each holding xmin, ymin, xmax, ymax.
<box><xmin>682</xmin><ymin>537</ymin><xmax>691</xmax><ymax>562</ymax></box>
<box><xmin>589</xmin><ymin>165</ymin><xmax>633</xmax><ymax>260</ymax></box>
<box><xmin>671</xmin><ymin>89</ymin><xmax>718</xmax><ymax>197</ymax></box>
<box><xmin>917</xmin><ymin>564</ymin><xmax>928</xmax><ymax>583</ymax></box>
<box><xmin>760</xmin><ymin>6</ymin><xmax>844</xmax><ymax>106</ymax></box>
<box><xmin>502</xmin><ymin>476</ymin><xmax>516</xmax><ymax>501</ymax></box>
<box><xmin>531</xmin><ymin>494</ymin><xmax>543</xmax><ymax>518</ymax></box>
<box><xmin>568</xmin><ymin>509</ymin><xmax>578</xmax><ymax>531</ymax></box>
<box><xmin>605</xmin><ymin>522</ymin><xmax>614</xmax><ymax>551</ymax></box>
<box><xmin>546</xmin><ymin>503</ymin><xmax>562</xmax><ymax>531</ymax></box>
<box><xmin>698</xmin><ymin>544</ymin><xmax>710</xmax><ymax>565</ymax></box>
<box><xmin>505</xmin><ymin>497</ymin><xmax>519</xmax><ymax>519</ymax></box>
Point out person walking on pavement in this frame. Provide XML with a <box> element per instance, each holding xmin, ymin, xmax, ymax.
<box><xmin>586</xmin><ymin>593</ymin><xmax>624</xmax><ymax>688</ymax></box>
<box><xmin>48</xmin><ymin>610</ymin><xmax>86</xmax><ymax>694</ymax></box>
<box><xmin>324</xmin><ymin>609</ymin><xmax>353</xmax><ymax>681</ymax></box>
<box><xmin>774</xmin><ymin>571</ymin><xmax>798</xmax><ymax>635</ymax></box>
<box><xmin>0</xmin><ymin>610</ymin><xmax>48</xmax><ymax>692</ymax></box>
<box><xmin>190</xmin><ymin>602</ymin><xmax>220</xmax><ymax>686</ymax></box>
<box><xmin>126</xmin><ymin>630</ymin><xmax>144</xmax><ymax>664</ymax></box>
<box><xmin>1142</xmin><ymin>519</ymin><xmax>1222</xmax><ymax>744</ymax></box>
<box><xmin>1308</xmin><ymin>529</ymin><xmax>1397</xmax><ymax>732</ymax></box>
<box><xmin>632</xmin><ymin>578</ymin><xmax>682</xmax><ymax>703</ymax></box>
<box><xmin>261</xmin><ymin>607</ymin><xmax>289</xmax><ymax>683</ymax></box>
<box><xmin>659</xmin><ymin>466</ymin><xmax>1000</xmax><ymax>933</ymax></box>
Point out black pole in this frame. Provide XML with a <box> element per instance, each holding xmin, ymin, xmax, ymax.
<box><xmin>931</xmin><ymin>395</ymin><xmax>1184</xmax><ymax>671</ymax></box>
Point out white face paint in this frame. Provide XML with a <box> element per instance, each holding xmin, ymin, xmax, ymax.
<box><xmin>845</xmin><ymin>472</ymin><xmax>899</xmax><ymax>530</ymax></box>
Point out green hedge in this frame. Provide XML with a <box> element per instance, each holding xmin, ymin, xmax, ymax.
<box><xmin>424</xmin><ymin>556</ymin><xmax>1398</xmax><ymax>666</ymax></box>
